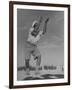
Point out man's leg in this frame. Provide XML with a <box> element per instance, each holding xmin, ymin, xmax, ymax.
<box><xmin>34</xmin><ymin>47</ymin><xmax>41</xmax><ymax>74</ymax></box>
<box><xmin>35</xmin><ymin>55</ymin><xmax>41</xmax><ymax>74</ymax></box>
<box><xmin>25</xmin><ymin>48</ymin><xmax>31</xmax><ymax>75</ymax></box>
<box><xmin>35</xmin><ymin>55</ymin><xmax>41</xmax><ymax>67</ymax></box>
<box><xmin>25</xmin><ymin>59</ymin><xmax>30</xmax><ymax>75</ymax></box>
<box><xmin>25</xmin><ymin>59</ymin><xmax>30</xmax><ymax>69</ymax></box>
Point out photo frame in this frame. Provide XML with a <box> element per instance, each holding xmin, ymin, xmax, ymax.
<box><xmin>9</xmin><ymin>1</ymin><xmax>70</xmax><ymax>89</ymax></box>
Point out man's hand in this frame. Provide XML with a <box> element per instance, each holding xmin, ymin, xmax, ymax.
<box><xmin>42</xmin><ymin>18</ymin><xmax>49</xmax><ymax>35</ymax></box>
<box><xmin>45</xmin><ymin>18</ymin><xmax>49</xmax><ymax>23</ymax></box>
<box><xmin>39</xmin><ymin>16</ymin><xmax>43</xmax><ymax>23</ymax></box>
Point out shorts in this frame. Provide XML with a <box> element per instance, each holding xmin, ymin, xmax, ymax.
<box><xmin>25</xmin><ymin>41</ymin><xmax>41</xmax><ymax>60</ymax></box>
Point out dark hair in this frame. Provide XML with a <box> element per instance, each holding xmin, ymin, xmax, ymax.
<box><xmin>33</xmin><ymin>23</ymin><xmax>38</xmax><ymax>28</ymax></box>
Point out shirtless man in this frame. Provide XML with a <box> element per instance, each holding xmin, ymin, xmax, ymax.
<box><xmin>25</xmin><ymin>16</ymin><xmax>49</xmax><ymax>75</ymax></box>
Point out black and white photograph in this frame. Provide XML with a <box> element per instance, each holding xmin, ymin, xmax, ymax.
<box><xmin>9</xmin><ymin>1</ymin><xmax>70</xmax><ymax>88</ymax></box>
<box><xmin>17</xmin><ymin>9</ymin><xmax>64</xmax><ymax>80</ymax></box>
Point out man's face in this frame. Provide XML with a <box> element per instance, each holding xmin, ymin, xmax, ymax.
<box><xmin>33</xmin><ymin>23</ymin><xmax>39</xmax><ymax>30</ymax></box>
<box><xmin>31</xmin><ymin>23</ymin><xmax>40</xmax><ymax>37</ymax></box>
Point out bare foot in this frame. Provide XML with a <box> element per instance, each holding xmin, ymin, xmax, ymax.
<box><xmin>25</xmin><ymin>68</ymin><xmax>30</xmax><ymax>75</ymax></box>
<box><xmin>35</xmin><ymin>66</ymin><xmax>40</xmax><ymax>75</ymax></box>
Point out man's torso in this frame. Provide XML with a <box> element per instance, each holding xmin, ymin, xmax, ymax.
<box><xmin>27</xmin><ymin>27</ymin><xmax>43</xmax><ymax>45</ymax></box>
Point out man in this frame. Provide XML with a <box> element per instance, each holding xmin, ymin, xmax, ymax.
<box><xmin>25</xmin><ymin>16</ymin><xmax>49</xmax><ymax>75</ymax></box>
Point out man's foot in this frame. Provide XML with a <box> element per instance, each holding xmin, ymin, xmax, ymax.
<box><xmin>35</xmin><ymin>66</ymin><xmax>40</xmax><ymax>75</ymax></box>
<box><xmin>25</xmin><ymin>68</ymin><xmax>30</xmax><ymax>75</ymax></box>
<box><xmin>35</xmin><ymin>71</ymin><xmax>40</xmax><ymax>75</ymax></box>
<box><xmin>33</xmin><ymin>68</ymin><xmax>43</xmax><ymax>79</ymax></box>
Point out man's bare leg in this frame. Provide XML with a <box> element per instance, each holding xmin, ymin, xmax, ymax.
<box><xmin>35</xmin><ymin>56</ymin><xmax>41</xmax><ymax>75</ymax></box>
<box><xmin>25</xmin><ymin>59</ymin><xmax>30</xmax><ymax>75</ymax></box>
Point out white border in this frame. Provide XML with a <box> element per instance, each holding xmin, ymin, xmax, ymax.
<box><xmin>13</xmin><ymin>4</ymin><xmax>68</xmax><ymax>85</ymax></box>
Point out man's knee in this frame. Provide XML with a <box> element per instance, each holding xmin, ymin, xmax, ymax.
<box><xmin>34</xmin><ymin>55</ymin><xmax>41</xmax><ymax>60</ymax></box>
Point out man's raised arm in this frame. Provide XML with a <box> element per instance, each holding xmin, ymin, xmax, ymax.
<box><xmin>42</xmin><ymin>18</ymin><xmax>49</xmax><ymax>35</ymax></box>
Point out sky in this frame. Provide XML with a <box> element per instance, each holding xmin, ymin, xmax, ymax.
<box><xmin>17</xmin><ymin>9</ymin><xmax>64</xmax><ymax>67</ymax></box>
